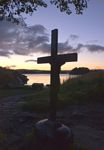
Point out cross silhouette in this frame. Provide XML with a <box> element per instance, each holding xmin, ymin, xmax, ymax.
<box><xmin>37</xmin><ymin>29</ymin><xmax>77</xmax><ymax>121</ymax></box>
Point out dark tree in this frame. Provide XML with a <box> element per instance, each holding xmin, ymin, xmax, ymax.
<box><xmin>0</xmin><ymin>0</ymin><xmax>88</xmax><ymax>23</ymax></box>
<box><xmin>70</xmin><ymin>67</ymin><xmax>90</xmax><ymax>75</ymax></box>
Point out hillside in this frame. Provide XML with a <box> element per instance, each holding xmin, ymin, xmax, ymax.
<box><xmin>0</xmin><ymin>67</ymin><xmax>28</xmax><ymax>88</ymax></box>
<box><xmin>21</xmin><ymin>71</ymin><xmax>104</xmax><ymax>112</ymax></box>
<box><xmin>60</xmin><ymin>70</ymin><xmax>104</xmax><ymax>106</ymax></box>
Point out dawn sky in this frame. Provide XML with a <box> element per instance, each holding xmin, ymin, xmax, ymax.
<box><xmin>0</xmin><ymin>0</ymin><xmax>104</xmax><ymax>70</ymax></box>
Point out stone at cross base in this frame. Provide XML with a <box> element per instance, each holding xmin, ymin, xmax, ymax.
<box><xmin>34</xmin><ymin>29</ymin><xmax>77</xmax><ymax>150</ymax></box>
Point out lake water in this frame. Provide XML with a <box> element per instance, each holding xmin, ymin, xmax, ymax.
<box><xmin>25</xmin><ymin>74</ymin><xmax>77</xmax><ymax>85</ymax></box>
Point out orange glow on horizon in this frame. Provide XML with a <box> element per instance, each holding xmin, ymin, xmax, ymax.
<box><xmin>1</xmin><ymin>62</ymin><xmax>104</xmax><ymax>70</ymax></box>
<box><xmin>0</xmin><ymin>51</ymin><xmax>104</xmax><ymax>70</ymax></box>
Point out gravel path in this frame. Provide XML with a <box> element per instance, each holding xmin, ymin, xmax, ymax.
<box><xmin>0</xmin><ymin>95</ymin><xmax>104</xmax><ymax>150</ymax></box>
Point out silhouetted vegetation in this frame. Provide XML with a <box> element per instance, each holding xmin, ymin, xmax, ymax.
<box><xmin>70</xmin><ymin>67</ymin><xmax>90</xmax><ymax>75</ymax></box>
<box><xmin>0</xmin><ymin>67</ymin><xmax>28</xmax><ymax>88</ymax></box>
<box><xmin>32</xmin><ymin>83</ymin><xmax>44</xmax><ymax>90</ymax></box>
<box><xmin>0</xmin><ymin>0</ymin><xmax>88</xmax><ymax>23</ymax></box>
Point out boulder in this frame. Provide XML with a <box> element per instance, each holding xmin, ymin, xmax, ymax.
<box><xmin>35</xmin><ymin>119</ymin><xmax>73</xmax><ymax>150</ymax></box>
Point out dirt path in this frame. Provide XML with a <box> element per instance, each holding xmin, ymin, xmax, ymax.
<box><xmin>58</xmin><ymin>103</ymin><xmax>104</xmax><ymax>150</ymax></box>
<box><xmin>73</xmin><ymin>125</ymin><xmax>104</xmax><ymax>150</ymax></box>
<box><xmin>0</xmin><ymin>94</ymin><xmax>40</xmax><ymax>149</ymax></box>
<box><xmin>0</xmin><ymin>95</ymin><xmax>104</xmax><ymax>150</ymax></box>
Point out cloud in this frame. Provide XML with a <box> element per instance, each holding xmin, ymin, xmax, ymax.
<box><xmin>74</xmin><ymin>44</ymin><xmax>84</xmax><ymax>52</ymax></box>
<box><xmin>73</xmin><ymin>44</ymin><xmax>104</xmax><ymax>52</ymax></box>
<box><xmin>35</xmin><ymin>41</ymin><xmax>78</xmax><ymax>54</ymax></box>
<box><xmin>0</xmin><ymin>21</ymin><xmax>104</xmax><ymax>58</ymax></box>
<box><xmin>0</xmin><ymin>21</ymin><xmax>49</xmax><ymax>56</ymax></box>
<box><xmin>0</xmin><ymin>50</ymin><xmax>12</xmax><ymax>57</ymax></box>
<box><xmin>58</xmin><ymin>41</ymin><xmax>73</xmax><ymax>53</ymax></box>
<box><xmin>85</xmin><ymin>44</ymin><xmax>104</xmax><ymax>52</ymax></box>
<box><xmin>70</xmin><ymin>34</ymin><xmax>79</xmax><ymax>40</ymax></box>
<box><xmin>25</xmin><ymin>59</ymin><xmax>37</xmax><ymax>62</ymax></box>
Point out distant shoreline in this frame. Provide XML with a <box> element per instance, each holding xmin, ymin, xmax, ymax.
<box><xmin>17</xmin><ymin>69</ymin><xmax>70</xmax><ymax>74</ymax></box>
<box><xmin>16</xmin><ymin>69</ymin><xmax>104</xmax><ymax>75</ymax></box>
<box><xmin>24</xmin><ymin>72</ymin><xmax>70</xmax><ymax>74</ymax></box>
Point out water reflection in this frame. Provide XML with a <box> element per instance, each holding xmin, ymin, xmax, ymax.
<box><xmin>25</xmin><ymin>74</ymin><xmax>70</xmax><ymax>85</ymax></box>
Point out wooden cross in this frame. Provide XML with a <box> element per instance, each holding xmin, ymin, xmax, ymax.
<box><xmin>37</xmin><ymin>29</ymin><xmax>77</xmax><ymax>121</ymax></box>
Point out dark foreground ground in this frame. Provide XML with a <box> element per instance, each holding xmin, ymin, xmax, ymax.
<box><xmin>0</xmin><ymin>94</ymin><xmax>104</xmax><ymax>150</ymax></box>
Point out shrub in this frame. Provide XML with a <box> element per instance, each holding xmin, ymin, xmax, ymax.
<box><xmin>32</xmin><ymin>83</ymin><xmax>44</xmax><ymax>90</ymax></box>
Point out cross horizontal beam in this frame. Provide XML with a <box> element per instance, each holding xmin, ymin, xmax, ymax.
<box><xmin>37</xmin><ymin>53</ymin><xmax>77</xmax><ymax>64</ymax></box>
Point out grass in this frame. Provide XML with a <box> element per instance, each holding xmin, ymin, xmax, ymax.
<box><xmin>21</xmin><ymin>71</ymin><xmax>104</xmax><ymax>112</ymax></box>
<box><xmin>0</xmin><ymin>86</ymin><xmax>36</xmax><ymax>100</ymax></box>
<box><xmin>21</xmin><ymin>89</ymin><xmax>50</xmax><ymax>112</ymax></box>
<box><xmin>0</xmin><ymin>130</ymin><xmax>7</xmax><ymax>143</ymax></box>
<box><xmin>60</xmin><ymin>71</ymin><xmax>104</xmax><ymax>105</ymax></box>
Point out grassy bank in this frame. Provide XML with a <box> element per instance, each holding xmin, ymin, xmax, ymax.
<box><xmin>59</xmin><ymin>71</ymin><xmax>104</xmax><ymax>105</ymax></box>
<box><xmin>0</xmin><ymin>86</ymin><xmax>36</xmax><ymax>100</ymax></box>
<box><xmin>21</xmin><ymin>71</ymin><xmax>104</xmax><ymax>112</ymax></box>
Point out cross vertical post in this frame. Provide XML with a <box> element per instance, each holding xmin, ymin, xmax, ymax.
<box><xmin>50</xmin><ymin>29</ymin><xmax>60</xmax><ymax>121</ymax></box>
